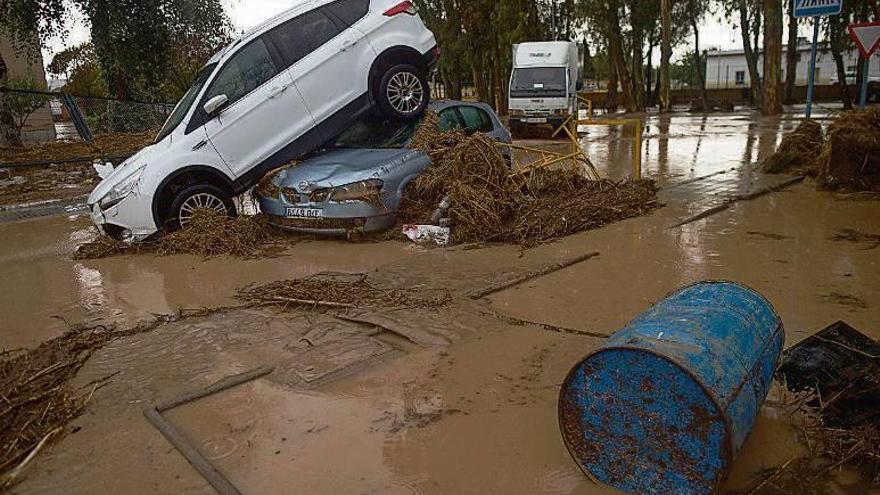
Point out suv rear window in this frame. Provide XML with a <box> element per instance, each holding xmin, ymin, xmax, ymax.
<box><xmin>269</xmin><ymin>9</ymin><xmax>341</xmax><ymax>68</ymax></box>
<box><xmin>324</xmin><ymin>0</ymin><xmax>370</xmax><ymax>27</ymax></box>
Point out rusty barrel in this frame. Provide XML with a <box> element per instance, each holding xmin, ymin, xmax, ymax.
<box><xmin>558</xmin><ymin>282</ymin><xmax>784</xmax><ymax>495</ymax></box>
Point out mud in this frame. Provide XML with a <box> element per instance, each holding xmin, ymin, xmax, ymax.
<box><xmin>0</xmin><ymin>163</ymin><xmax>96</xmax><ymax>206</ymax></box>
<box><xmin>2</xmin><ymin>110</ymin><xmax>880</xmax><ymax>494</ymax></box>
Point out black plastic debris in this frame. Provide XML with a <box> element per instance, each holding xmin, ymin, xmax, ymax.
<box><xmin>778</xmin><ymin>321</ymin><xmax>880</xmax><ymax>428</ymax></box>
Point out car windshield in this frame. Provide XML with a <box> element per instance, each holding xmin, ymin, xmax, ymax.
<box><xmin>510</xmin><ymin>67</ymin><xmax>567</xmax><ymax>97</ymax></box>
<box><xmin>331</xmin><ymin>116</ymin><xmax>420</xmax><ymax>149</ymax></box>
<box><xmin>155</xmin><ymin>64</ymin><xmax>216</xmax><ymax>143</ymax></box>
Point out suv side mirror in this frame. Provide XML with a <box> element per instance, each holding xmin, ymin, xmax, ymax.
<box><xmin>204</xmin><ymin>94</ymin><xmax>229</xmax><ymax>116</ymax></box>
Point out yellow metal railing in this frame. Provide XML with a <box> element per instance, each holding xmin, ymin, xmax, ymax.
<box><xmin>500</xmin><ymin>96</ymin><xmax>644</xmax><ymax>182</ymax></box>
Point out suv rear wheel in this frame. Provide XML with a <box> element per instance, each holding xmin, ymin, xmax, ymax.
<box><xmin>167</xmin><ymin>184</ymin><xmax>236</xmax><ymax>230</ymax></box>
<box><xmin>377</xmin><ymin>64</ymin><xmax>428</xmax><ymax>121</ymax></box>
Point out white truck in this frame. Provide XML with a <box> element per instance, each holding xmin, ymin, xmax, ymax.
<box><xmin>508</xmin><ymin>41</ymin><xmax>580</xmax><ymax>133</ymax></box>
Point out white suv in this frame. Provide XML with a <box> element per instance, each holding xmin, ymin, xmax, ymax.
<box><xmin>88</xmin><ymin>0</ymin><xmax>437</xmax><ymax>241</ymax></box>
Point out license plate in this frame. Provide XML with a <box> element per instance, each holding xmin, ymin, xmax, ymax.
<box><xmin>523</xmin><ymin>117</ymin><xmax>547</xmax><ymax>123</ymax></box>
<box><xmin>285</xmin><ymin>207</ymin><xmax>323</xmax><ymax>219</ymax></box>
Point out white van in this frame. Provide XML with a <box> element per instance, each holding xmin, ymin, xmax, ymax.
<box><xmin>88</xmin><ymin>0</ymin><xmax>437</xmax><ymax>242</ymax></box>
<box><xmin>507</xmin><ymin>41</ymin><xmax>580</xmax><ymax>132</ymax></box>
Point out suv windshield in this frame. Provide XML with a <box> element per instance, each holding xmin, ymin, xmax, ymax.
<box><xmin>332</xmin><ymin>117</ymin><xmax>420</xmax><ymax>149</ymax></box>
<box><xmin>155</xmin><ymin>64</ymin><xmax>216</xmax><ymax>143</ymax></box>
<box><xmin>509</xmin><ymin>67</ymin><xmax>567</xmax><ymax>98</ymax></box>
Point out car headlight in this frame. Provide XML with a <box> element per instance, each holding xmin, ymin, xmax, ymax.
<box><xmin>311</xmin><ymin>179</ymin><xmax>383</xmax><ymax>203</ymax></box>
<box><xmin>99</xmin><ymin>165</ymin><xmax>146</xmax><ymax>210</ymax></box>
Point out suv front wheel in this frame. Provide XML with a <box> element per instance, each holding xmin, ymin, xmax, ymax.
<box><xmin>377</xmin><ymin>64</ymin><xmax>428</xmax><ymax>121</ymax></box>
<box><xmin>167</xmin><ymin>184</ymin><xmax>236</xmax><ymax>231</ymax></box>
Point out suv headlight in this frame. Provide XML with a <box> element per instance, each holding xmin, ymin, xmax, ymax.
<box><xmin>311</xmin><ymin>179</ymin><xmax>383</xmax><ymax>203</ymax></box>
<box><xmin>99</xmin><ymin>165</ymin><xmax>146</xmax><ymax>210</ymax></box>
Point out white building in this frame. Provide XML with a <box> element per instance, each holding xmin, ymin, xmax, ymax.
<box><xmin>704</xmin><ymin>38</ymin><xmax>880</xmax><ymax>89</ymax></box>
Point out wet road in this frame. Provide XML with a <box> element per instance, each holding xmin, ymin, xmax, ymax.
<box><xmin>4</xmin><ymin>110</ymin><xmax>880</xmax><ymax>495</ymax></box>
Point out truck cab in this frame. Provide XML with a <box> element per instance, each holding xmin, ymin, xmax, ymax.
<box><xmin>508</xmin><ymin>41</ymin><xmax>580</xmax><ymax>133</ymax></box>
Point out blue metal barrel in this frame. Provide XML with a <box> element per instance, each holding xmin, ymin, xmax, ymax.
<box><xmin>558</xmin><ymin>281</ymin><xmax>784</xmax><ymax>495</ymax></box>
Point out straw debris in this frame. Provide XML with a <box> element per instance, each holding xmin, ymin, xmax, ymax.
<box><xmin>154</xmin><ymin>209</ymin><xmax>273</xmax><ymax>257</ymax></box>
<box><xmin>0</xmin><ymin>131</ymin><xmax>157</xmax><ymax>166</ymax></box>
<box><xmin>74</xmin><ymin>209</ymin><xmax>276</xmax><ymax>260</ymax></box>
<box><xmin>761</xmin><ymin>120</ymin><xmax>824</xmax><ymax>175</ymax></box>
<box><xmin>400</xmin><ymin>113</ymin><xmax>659</xmax><ymax>246</ymax></box>
<box><xmin>0</xmin><ymin>319</ymin><xmax>169</xmax><ymax>487</ymax></box>
<box><xmin>815</xmin><ymin>108</ymin><xmax>880</xmax><ymax>192</ymax></box>
<box><xmin>737</xmin><ymin>399</ymin><xmax>880</xmax><ymax>494</ymax></box>
<box><xmin>238</xmin><ymin>275</ymin><xmax>451</xmax><ymax>310</ymax></box>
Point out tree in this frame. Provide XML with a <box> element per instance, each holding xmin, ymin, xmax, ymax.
<box><xmin>687</xmin><ymin>0</ymin><xmax>709</xmax><ymax>111</ymax></box>
<box><xmin>719</xmin><ymin>0</ymin><xmax>763</xmax><ymax>107</ymax></box>
<box><xmin>826</xmin><ymin>0</ymin><xmax>877</xmax><ymax>109</ymax></box>
<box><xmin>659</xmin><ymin>0</ymin><xmax>673</xmax><ymax>111</ymax></box>
<box><xmin>607</xmin><ymin>0</ymin><xmax>638</xmax><ymax>112</ymax></box>
<box><xmin>3</xmin><ymin>0</ymin><xmax>231</xmax><ymax>103</ymax></box>
<box><xmin>0</xmin><ymin>53</ymin><xmax>23</xmax><ymax>147</ymax></box>
<box><xmin>783</xmin><ymin>0</ymin><xmax>799</xmax><ymax>103</ymax></box>
<box><xmin>3</xmin><ymin>78</ymin><xmax>51</xmax><ymax>140</ymax></box>
<box><xmin>762</xmin><ymin>0</ymin><xmax>783</xmax><ymax>115</ymax></box>
<box><xmin>48</xmin><ymin>43</ymin><xmax>107</xmax><ymax>97</ymax></box>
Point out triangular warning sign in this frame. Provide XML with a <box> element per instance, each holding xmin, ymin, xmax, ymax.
<box><xmin>848</xmin><ymin>22</ymin><xmax>880</xmax><ymax>58</ymax></box>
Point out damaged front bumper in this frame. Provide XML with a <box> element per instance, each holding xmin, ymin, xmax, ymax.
<box><xmin>89</xmin><ymin>198</ymin><xmax>157</xmax><ymax>243</ymax></box>
<box><xmin>258</xmin><ymin>195</ymin><xmax>397</xmax><ymax>236</ymax></box>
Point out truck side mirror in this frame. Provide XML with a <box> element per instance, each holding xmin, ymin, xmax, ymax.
<box><xmin>576</xmin><ymin>81</ymin><xmax>584</xmax><ymax>91</ymax></box>
<box><xmin>204</xmin><ymin>94</ymin><xmax>229</xmax><ymax>117</ymax></box>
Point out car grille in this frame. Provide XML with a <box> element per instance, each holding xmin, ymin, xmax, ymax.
<box><xmin>267</xmin><ymin>215</ymin><xmax>365</xmax><ymax>231</ymax></box>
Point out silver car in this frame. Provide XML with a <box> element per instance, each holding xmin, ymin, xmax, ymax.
<box><xmin>257</xmin><ymin>100</ymin><xmax>512</xmax><ymax>235</ymax></box>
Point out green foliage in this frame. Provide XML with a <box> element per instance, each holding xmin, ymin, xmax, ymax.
<box><xmin>0</xmin><ymin>0</ymin><xmax>69</xmax><ymax>49</ymax></box>
<box><xmin>3</xmin><ymin>78</ymin><xmax>51</xmax><ymax>137</ymax></box>
<box><xmin>670</xmin><ymin>52</ymin><xmax>708</xmax><ymax>88</ymax></box>
<box><xmin>78</xmin><ymin>0</ymin><xmax>232</xmax><ymax>102</ymax></box>
<box><xmin>4</xmin><ymin>0</ymin><xmax>231</xmax><ymax>103</ymax></box>
<box><xmin>48</xmin><ymin>43</ymin><xmax>108</xmax><ymax>97</ymax></box>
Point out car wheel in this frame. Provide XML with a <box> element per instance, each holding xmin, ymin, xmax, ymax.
<box><xmin>377</xmin><ymin>64</ymin><xmax>429</xmax><ymax>121</ymax></box>
<box><xmin>167</xmin><ymin>184</ymin><xmax>236</xmax><ymax>231</ymax></box>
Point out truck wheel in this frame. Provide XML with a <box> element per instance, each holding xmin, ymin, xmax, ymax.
<box><xmin>167</xmin><ymin>184</ymin><xmax>236</xmax><ymax>231</ymax></box>
<box><xmin>377</xmin><ymin>64</ymin><xmax>428</xmax><ymax>121</ymax></box>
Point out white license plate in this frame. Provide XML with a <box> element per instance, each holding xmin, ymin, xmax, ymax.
<box><xmin>523</xmin><ymin>117</ymin><xmax>547</xmax><ymax>123</ymax></box>
<box><xmin>285</xmin><ymin>207</ymin><xmax>323</xmax><ymax>219</ymax></box>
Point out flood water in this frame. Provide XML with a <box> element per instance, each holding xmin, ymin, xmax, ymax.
<box><xmin>4</xmin><ymin>109</ymin><xmax>880</xmax><ymax>495</ymax></box>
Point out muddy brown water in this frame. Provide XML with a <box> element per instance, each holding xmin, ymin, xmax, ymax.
<box><xmin>4</xmin><ymin>110</ymin><xmax>880</xmax><ymax>494</ymax></box>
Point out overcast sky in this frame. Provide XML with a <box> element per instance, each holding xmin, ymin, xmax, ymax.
<box><xmin>42</xmin><ymin>0</ymin><xmax>815</xmax><ymax>73</ymax></box>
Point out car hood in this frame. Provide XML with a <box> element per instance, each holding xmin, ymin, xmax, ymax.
<box><xmin>87</xmin><ymin>143</ymin><xmax>159</xmax><ymax>204</ymax></box>
<box><xmin>274</xmin><ymin>148</ymin><xmax>421</xmax><ymax>190</ymax></box>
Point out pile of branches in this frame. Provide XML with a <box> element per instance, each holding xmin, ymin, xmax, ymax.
<box><xmin>400</xmin><ymin>113</ymin><xmax>659</xmax><ymax>246</ymax></box>
<box><xmin>739</xmin><ymin>388</ymin><xmax>880</xmax><ymax>494</ymax></box>
<box><xmin>238</xmin><ymin>275</ymin><xmax>451</xmax><ymax>310</ymax></box>
<box><xmin>0</xmin><ymin>321</ymin><xmax>163</xmax><ymax>488</ymax></box>
<box><xmin>511</xmin><ymin>170</ymin><xmax>658</xmax><ymax>246</ymax></box>
<box><xmin>762</xmin><ymin>109</ymin><xmax>880</xmax><ymax>193</ymax></box>
<box><xmin>815</xmin><ymin>108</ymin><xmax>880</xmax><ymax>192</ymax></box>
<box><xmin>762</xmin><ymin>120</ymin><xmax>824</xmax><ymax>175</ymax></box>
<box><xmin>74</xmin><ymin>209</ymin><xmax>275</xmax><ymax>260</ymax></box>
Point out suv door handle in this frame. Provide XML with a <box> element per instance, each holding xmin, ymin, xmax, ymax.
<box><xmin>340</xmin><ymin>39</ymin><xmax>356</xmax><ymax>52</ymax></box>
<box><xmin>269</xmin><ymin>84</ymin><xmax>290</xmax><ymax>98</ymax></box>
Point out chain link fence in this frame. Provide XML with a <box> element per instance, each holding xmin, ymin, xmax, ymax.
<box><xmin>1</xmin><ymin>87</ymin><xmax>173</xmax><ymax>144</ymax></box>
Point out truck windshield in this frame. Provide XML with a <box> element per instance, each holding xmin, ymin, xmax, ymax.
<box><xmin>155</xmin><ymin>63</ymin><xmax>216</xmax><ymax>143</ymax></box>
<box><xmin>510</xmin><ymin>67</ymin><xmax>567</xmax><ymax>98</ymax></box>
